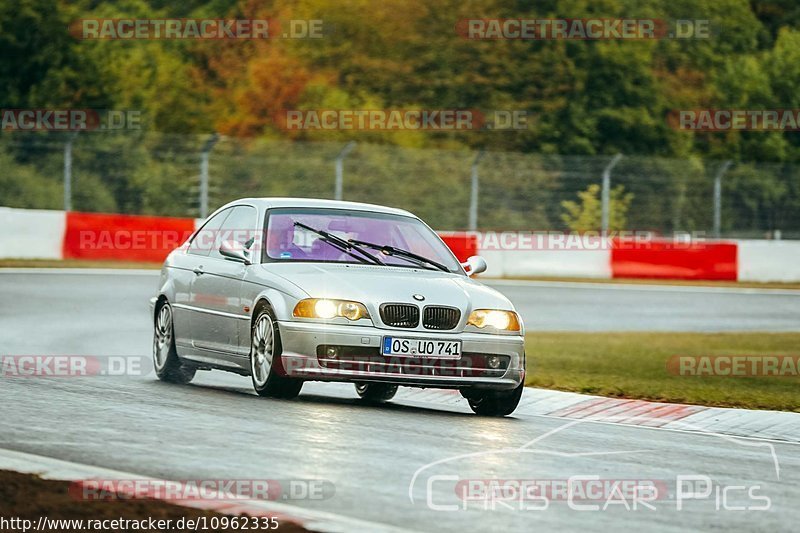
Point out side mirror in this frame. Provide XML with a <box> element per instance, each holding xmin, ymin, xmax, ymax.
<box><xmin>463</xmin><ymin>255</ymin><xmax>487</xmax><ymax>277</ymax></box>
<box><xmin>219</xmin><ymin>240</ymin><xmax>252</xmax><ymax>265</ymax></box>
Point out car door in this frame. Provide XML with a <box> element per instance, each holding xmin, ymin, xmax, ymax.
<box><xmin>172</xmin><ymin>207</ymin><xmax>232</xmax><ymax>352</ymax></box>
<box><xmin>189</xmin><ymin>205</ymin><xmax>258</xmax><ymax>361</ymax></box>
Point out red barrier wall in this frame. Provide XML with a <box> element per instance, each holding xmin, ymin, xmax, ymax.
<box><xmin>63</xmin><ymin>212</ymin><xmax>196</xmax><ymax>263</ymax></box>
<box><xmin>439</xmin><ymin>232</ymin><xmax>478</xmax><ymax>262</ymax></box>
<box><xmin>611</xmin><ymin>239</ymin><xmax>737</xmax><ymax>280</ymax></box>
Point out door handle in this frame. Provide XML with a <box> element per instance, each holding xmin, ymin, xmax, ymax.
<box><xmin>193</xmin><ymin>267</ymin><xmax>204</xmax><ymax>276</ymax></box>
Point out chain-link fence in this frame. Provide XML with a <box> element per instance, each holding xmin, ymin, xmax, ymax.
<box><xmin>1</xmin><ymin>130</ymin><xmax>799</xmax><ymax>238</ymax></box>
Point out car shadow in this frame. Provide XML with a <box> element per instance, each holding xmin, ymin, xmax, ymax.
<box><xmin>294</xmin><ymin>392</ymin><xmax>479</xmax><ymax>418</ymax></box>
<box><xmin>153</xmin><ymin>378</ymin><xmax>484</xmax><ymax>418</ymax></box>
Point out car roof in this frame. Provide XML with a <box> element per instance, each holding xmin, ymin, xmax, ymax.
<box><xmin>221</xmin><ymin>197</ymin><xmax>416</xmax><ymax>218</ymax></box>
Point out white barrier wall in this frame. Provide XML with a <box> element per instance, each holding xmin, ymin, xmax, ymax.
<box><xmin>478</xmin><ymin>233</ymin><xmax>613</xmax><ymax>278</ymax></box>
<box><xmin>482</xmin><ymin>238</ymin><xmax>798</xmax><ymax>282</ymax></box>
<box><xmin>482</xmin><ymin>248</ymin><xmax>612</xmax><ymax>278</ymax></box>
<box><xmin>737</xmin><ymin>240</ymin><xmax>800</xmax><ymax>282</ymax></box>
<box><xmin>0</xmin><ymin>207</ymin><xmax>66</xmax><ymax>259</ymax></box>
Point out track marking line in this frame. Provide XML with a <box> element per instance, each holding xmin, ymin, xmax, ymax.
<box><xmin>0</xmin><ymin>268</ymin><xmax>158</xmax><ymax>275</ymax></box>
<box><xmin>529</xmin><ymin>411</ymin><xmax>800</xmax><ymax>448</ymax></box>
<box><xmin>0</xmin><ymin>448</ymin><xmax>417</xmax><ymax>533</ymax></box>
<box><xmin>483</xmin><ymin>278</ymin><xmax>800</xmax><ymax>296</ymax></box>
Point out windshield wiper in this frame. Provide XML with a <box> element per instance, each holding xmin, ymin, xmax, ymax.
<box><xmin>348</xmin><ymin>239</ymin><xmax>450</xmax><ymax>272</ymax></box>
<box><xmin>293</xmin><ymin>222</ymin><xmax>384</xmax><ymax>265</ymax></box>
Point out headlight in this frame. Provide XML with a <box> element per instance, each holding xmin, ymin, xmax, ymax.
<box><xmin>293</xmin><ymin>298</ymin><xmax>370</xmax><ymax>321</ymax></box>
<box><xmin>467</xmin><ymin>309</ymin><xmax>521</xmax><ymax>332</ymax></box>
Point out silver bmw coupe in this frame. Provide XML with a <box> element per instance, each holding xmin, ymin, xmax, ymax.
<box><xmin>150</xmin><ymin>198</ymin><xmax>526</xmax><ymax>416</ymax></box>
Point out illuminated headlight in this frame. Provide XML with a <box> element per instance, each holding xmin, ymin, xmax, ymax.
<box><xmin>293</xmin><ymin>299</ymin><xmax>370</xmax><ymax>321</ymax></box>
<box><xmin>315</xmin><ymin>299</ymin><xmax>337</xmax><ymax>319</ymax></box>
<box><xmin>467</xmin><ymin>309</ymin><xmax>521</xmax><ymax>332</ymax></box>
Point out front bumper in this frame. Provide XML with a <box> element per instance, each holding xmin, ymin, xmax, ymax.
<box><xmin>278</xmin><ymin>320</ymin><xmax>525</xmax><ymax>390</ymax></box>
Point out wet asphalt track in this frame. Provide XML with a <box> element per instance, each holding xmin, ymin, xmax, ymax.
<box><xmin>1</xmin><ymin>270</ymin><xmax>799</xmax><ymax>532</ymax></box>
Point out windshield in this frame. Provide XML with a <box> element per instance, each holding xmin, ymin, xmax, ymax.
<box><xmin>263</xmin><ymin>208</ymin><xmax>463</xmax><ymax>274</ymax></box>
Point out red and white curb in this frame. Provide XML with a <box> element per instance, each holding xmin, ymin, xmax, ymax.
<box><xmin>392</xmin><ymin>386</ymin><xmax>800</xmax><ymax>443</ymax></box>
<box><xmin>0</xmin><ymin>448</ymin><xmax>414</xmax><ymax>533</ymax></box>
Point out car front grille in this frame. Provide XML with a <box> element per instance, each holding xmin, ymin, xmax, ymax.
<box><xmin>380</xmin><ymin>303</ymin><xmax>420</xmax><ymax>328</ymax></box>
<box><xmin>422</xmin><ymin>306</ymin><xmax>461</xmax><ymax>330</ymax></box>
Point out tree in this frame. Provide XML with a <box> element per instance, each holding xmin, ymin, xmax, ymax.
<box><xmin>561</xmin><ymin>183</ymin><xmax>633</xmax><ymax>232</ymax></box>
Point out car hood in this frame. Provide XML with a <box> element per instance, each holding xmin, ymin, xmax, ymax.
<box><xmin>259</xmin><ymin>262</ymin><xmax>514</xmax><ymax>311</ymax></box>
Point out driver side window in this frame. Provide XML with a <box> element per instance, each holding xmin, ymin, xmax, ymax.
<box><xmin>212</xmin><ymin>205</ymin><xmax>258</xmax><ymax>260</ymax></box>
<box><xmin>188</xmin><ymin>208</ymin><xmax>231</xmax><ymax>257</ymax></box>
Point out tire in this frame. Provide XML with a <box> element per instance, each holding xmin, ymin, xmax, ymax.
<box><xmin>464</xmin><ymin>382</ymin><xmax>524</xmax><ymax>416</ymax></box>
<box><xmin>250</xmin><ymin>306</ymin><xmax>303</xmax><ymax>399</ymax></box>
<box><xmin>355</xmin><ymin>383</ymin><xmax>398</xmax><ymax>403</ymax></box>
<box><xmin>153</xmin><ymin>301</ymin><xmax>196</xmax><ymax>384</ymax></box>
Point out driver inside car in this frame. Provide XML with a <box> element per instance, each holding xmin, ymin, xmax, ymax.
<box><xmin>267</xmin><ymin>216</ymin><xmax>309</xmax><ymax>260</ymax></box>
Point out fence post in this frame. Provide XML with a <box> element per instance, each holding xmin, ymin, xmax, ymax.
<box><xmin>712</xmin><ymin>160</ymin><xmax>732</xmax><ymax>239</ymax></box>
<box><xmin>199</xmin><ymin>133</ymin><xmax>219</xmax><ymax>219</ymax></box>
<box><xmin>468</xmin><ymin>150</ymin><xmax>485</xmax><ymax>231</ymax></box>
<box><xmin>334</xmin><ymin>141</ymin><xmax>356</xmax><ymax>201</ymax></box>
<box><xmin>601</xmin><ymin>153</ymin><xmax>623</xmax><ymax>233</ymax></box>
<box><xmin>63</xmin><ymin>133</ymin><xmax>77</xmax><ymax>212</ymax></box>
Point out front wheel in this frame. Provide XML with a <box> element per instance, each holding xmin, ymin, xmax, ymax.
<box><xmin>153</xmin><ymin>301</ymin><xmax>195</xmax><ymax>384</ymax></box>
<box><xmin>463</xmin><ymin>382</ymin><xmax>524</xmax><ymax>416</ymax></box>
<box><xmin>250</xmin><ymin>307</ymin><xmax>303</xmax><ymax>399</ymax></box>
<box><xmin>355</xmin><ymin>383</ymin><xmax>398</xmax><ymax>403</ymax></box>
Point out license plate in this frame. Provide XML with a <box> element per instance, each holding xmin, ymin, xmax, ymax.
<box><xmin>382</xmin><ymin>337</ymin><xmax>462</xmax><ymax>358</ymax></box>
